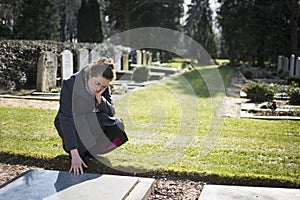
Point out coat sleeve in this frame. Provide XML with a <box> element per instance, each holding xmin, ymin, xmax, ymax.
<box><xmin>58</xmin><ymin>79</ymin><xmax>78</xmax><ymax>151</ymax></box>
<box><xmin>95</xmin><ymin>86</ymin><xmax>115</xmax><ymax>116</ymax></box>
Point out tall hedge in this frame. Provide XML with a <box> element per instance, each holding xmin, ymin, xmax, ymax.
<box><xmin>0</xmin><ymin>40</ymin><xmax>97</xmax><ymax>90</ymax></box>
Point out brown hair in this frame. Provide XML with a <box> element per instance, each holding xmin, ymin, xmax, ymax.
<box><xmin>85</xmin><ymin>57</ymin><xmax>116</xmax><ymax>80</ymax></box>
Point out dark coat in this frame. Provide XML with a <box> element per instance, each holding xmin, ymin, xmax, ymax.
<box><xmin>54</xmin><ymin>70</ymin><xmax>126</xmax><ymax>155</ymax></box>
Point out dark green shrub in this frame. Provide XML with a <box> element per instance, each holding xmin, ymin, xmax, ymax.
<box><xmin>287</xmin><ymin>76</ymin><xmax>300</xmax><ymax>86</ymax></box>
<box><xmin>243</xmin><ymin>81</ymin><xmax>274</xmax><ymax>103</ymax></box>
<box><xmin>287</xmin><ymin>82</ymin><xmax>300</xmax><ymax>105</ymax></box>
<box><xmin>240</xmin><ymin>66</ymin><xmax>253</xmax><ymax>79</ymax></box>
<box><xmin>132</xmin><ymin>66</ymin><xmax>150</xmax><ymax>82</ymax></box>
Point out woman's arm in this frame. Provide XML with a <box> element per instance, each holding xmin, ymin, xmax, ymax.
<box><xmin>95</xmin><ymin>86</ymin><xmax>115</xmax><ymax>116</ymax></box>
<box><xmin>59</xmin><ymin>79</ymin><xmax>78</xmax><ymax>151</ymax></box>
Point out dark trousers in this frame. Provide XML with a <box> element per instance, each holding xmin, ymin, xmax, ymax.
<box><xmin>77</xmin><ymin>123</ymin><xmax>128</xmax><ymax>158</ymax></box>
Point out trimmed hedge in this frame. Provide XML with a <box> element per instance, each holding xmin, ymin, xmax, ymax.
<box><xmin>0</xmin><ymin>40</ymin><xmax>130</xmax><ymax>91</ymax></box>
<box><xmin>0</xmin><ymin>40</ymin><xmax>100</xmax><ymax>90</ymax></box>
<box><xmin>243</xmin><ymin>81</ymin><xmax>274</xmax><ymax>103</ymax></box>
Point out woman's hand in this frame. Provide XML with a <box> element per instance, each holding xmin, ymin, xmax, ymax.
<box><xmin>95</xmin><ymin>86</ymin><xmax>107</xmax><ymax>104</ymax></box>
<box><xmin>69</xmin><ymin>149</ymin><xmax>88</xmax><ymax>175</ymax></box>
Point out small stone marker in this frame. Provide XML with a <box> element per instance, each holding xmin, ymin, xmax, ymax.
<box><xmin>77</xmin><ymin>48</ymin><xmax>89</xmax><ymax>71</ymax></box>
<box><xmin>296</xmin><ymin>57</ymin><xmax>300</xmax><ymax>79</ymax></box>
<box><xmin>142</xmin><ymin>50</ymin><xmax>147</xmax><ymax>65</ymax></box>
<box><xmin>114</xmin><ymin>49</ymin><xmax>123</xmax><ymax>71</ymax></box>
<box><xmin>0</xmin><ymin>169</ymin><xmax>155</xmax><ymax>200</ymax></box>
<box><xmin>36</xmin><ymin>51</ymin><xmax>57</xmax><ymax>92</ymax></box>
<box><xmin>147</xmin><ymin>52</ymin><xmax>152</xmax><ymax>65</ymax></box>
<box><xmin>290</xmin><ymin>54</ymin><xmax>295</xmax><ymax>76</ymax></box>
<box><xmin>156</xmin><ymin>52</ymin><xmax>160</xmax><ymax>62</ymax></box>
<box><xmin>90</xmin><ymin>48</ymin><xmax>100</xmax><ymax>63</ymax></box>
<box><xmin>277</xmin><ymin>55</ymin><xmax>283</xmax><ymax>76</ymax></box>
<box><xmin>61</xmin><ymin>50</ymin><xmax>73</xmax><ymax>81</ymax></box>
<box><xmin>136</xmin><ymin>50</ymin><xmax>142</xmax><ymax>65</ymax></box>
<box><xmin>122</xmin><ymin>54</ymin><xmax>129</xmax><ymax>71</ymax></box>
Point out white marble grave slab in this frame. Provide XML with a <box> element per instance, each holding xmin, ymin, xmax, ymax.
<box><xmin>0</xmin><ymin>169</ymin><xmax>148</xmax><ymax>200</ymax></box>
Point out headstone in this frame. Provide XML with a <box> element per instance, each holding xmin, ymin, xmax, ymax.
<box><xmin>90</xmin><ymin>48</ymin><xmax>100</xmax><ymax>63</ymax></box>
<box><xmin>77</xmin><ymin>48</ymin><xmax>89</xmax><ymax>71</ymax></box>
<box><xmin>147</xmin><ymin>52</ymin><xmax>152</xmax><ymax>65</ymax></box>
<box><xmin>114</xmin><ymin>48</ymin><xmax>123</xmax><ymax>71</ymax></box>
<box><xmin>122</xmin><ymin>54</ymin><xmax>129</xmax><ymax>71</ymax></box>
<box><xmin>61</xmin><ymin>50</ymin><xmax>73</xmax><ymax>81</ymax></box>
<box><xmin>283</xmin><ymin>57</ymin><xmax>289</xmax><ymax>74</ymax></box>
<box><xmin>36</xmin><ymin>51</ymin><xmax>57</xmax><ymax>92</ymax></box>
<box><xmin>290</xmin><ymin>54</ymin><xmax>295</xmax><ymax>76</ymax></box>
<box><xmin>296</xmin><ymin>57</ymin><xmax>300</xmax><ymax>79</ymax></box>
<box><xmin>142</xmin><ymin>50</ymin><xmax>147</xmax><ymax>65</ymax></box>
<box><xmin>136</xmin><ymin>50</ymin><xmax>142</xmax><ymax>65</ymax></box>
<box><xmin>277</xmin><ymin>55</ymin><xmax>283</xmax><ymax>76</ymax></box>
<box><xmin>156</xmin><ymin>52</ymin><xmax>160</xmax><ymax>62</ymax></box>
<box><xmin>0</xmin><ymin>170</ymin><xmax>155</xmax><ymax>200</ymax></box>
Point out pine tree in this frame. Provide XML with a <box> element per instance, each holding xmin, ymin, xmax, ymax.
<box><xmin>105</xmin><ymin>0</ymin><xmax>183</xmax><ymax>33</ymax></box>
<box><xmin>14</xmin><ymin>0</ymin><xmax>60</xmax><ymax>40</ymax></box>
<box><xmin>185</xmin><ymin>0</ymin><xmax>218</xmax><ymax>60</ymax></box>
<box><xmin>217</xmin><ymin>0</ymin><xmax>297</xmax><ymax>65</ymax></box>
<box><xmin>77</xmin><ymin>0</ymin><xmax>104</xmax><ymax>43</ymax></box>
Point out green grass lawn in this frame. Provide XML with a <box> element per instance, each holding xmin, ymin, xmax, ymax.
<box><xmin>0</xmin><ymin>65</ymin><xmax>299</xmax><ymax>187</ymax></box>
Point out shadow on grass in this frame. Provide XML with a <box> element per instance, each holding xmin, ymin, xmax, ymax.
<box><xmin>1</xmin><ymin>151</ymin><xmax>299</xmax><ymax>188</ymax></box>
<box><xmin>165</xmin><ymin>66</ymin><xmax>233</xmax><ymax>98</ymax></box>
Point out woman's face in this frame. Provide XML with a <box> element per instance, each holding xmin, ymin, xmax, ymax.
<box><xmin>88</xmin><ymin>75</ymin><xmax>110</xmax><ymax>94</ymax></box>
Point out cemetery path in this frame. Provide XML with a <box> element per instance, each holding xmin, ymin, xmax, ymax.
<box><xmin>0</xmin><ymin>97</ymin><xmax>59</xmax><ymax>110</ymax></box>
<box><xmin>221</xmin><ymin>70</ymin><xmax>247</xmax><ymax>118</ymax></box>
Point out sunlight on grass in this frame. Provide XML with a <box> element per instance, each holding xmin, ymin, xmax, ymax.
<box><xmin>0</xmin><ymin>107</ymin><xmax>64</xmax><ymax>158</ymax></box>
<box><xmin>1</xmin><ymin>65</ymin><xmax>299</xmax><ymax>185</ymax></box>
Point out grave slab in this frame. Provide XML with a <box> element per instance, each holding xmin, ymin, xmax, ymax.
<box><xmin>199</xmin><ymin>185</ymin><xmax>300</xmax><ymax>200</ymax></box>
<box><xmin>0</xmin><ymin>169</ymin><xmax>155</xmax><ymax>200</ymax></box>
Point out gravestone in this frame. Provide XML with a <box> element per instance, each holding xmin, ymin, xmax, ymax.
<box><xmin>136</xmin><ymin>50</ymin><xmax>142</xmax><ymax>65</ymax></box>
<box><xmin>142</xmin><ymin>50</ymin><xmax>147</xmax><ymax>65</ymax></box>
<box><xmin>156</xmin><ymin>52</ymin><xmax>160</xmax><ymax>62</ymax></box>
<box><xmin>0</xmin><ymin>169</ymin><xmax>155</xmax><ymax>200</ymax></box>
<box><xmin>90</xmin><ymin>48</ymin><xmax>100</xmax><ymax>63</ymax></box>
<box><xmin>296</xmin><ymin>57</ymin><xmax>300</xmax><ymax>79</ymax></box>
<box><xmin>290</xmin><ymin>54</ymin><xmax>295</xmax><ymax>76</ymax></box>
<box><xmin>147</xmin><ymin>52</ymin><xmax>152</xmax><ymax>65</ymax></box>
<box><xmin>61</xmin><ymin>50</ymin><xmax>73</xmax><ymax>81</ymax></box>
<box><xmin>114</xmin><ymin>48</ymin><xmax>123</xmax><ymax>71</ymax></box>
<box><xmin>282</xmin><ymin>57</ymin><xmax>289</xmax><ymax>77</ymax></box>
<box><xmin>77</xmin><ymin>48</ymin><xmax>89</xmax><ymax>71</ymax></box>
<box><xmin>122</xmin><ymin>54</ymin><xmax>129</xmax><ymax>71</ymax></box>
<box><xmin>36</xmin><ymin>51</ymin><xmax>57</xmax><ymax>92</ymax></box>
<box><xmin>277</xmin><ymin>55</ymin><xmax>283</xmax><ymax>76</ymax></box>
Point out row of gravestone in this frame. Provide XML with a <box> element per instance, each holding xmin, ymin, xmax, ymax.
<box><xmin>277</xmin><ymin>54</ymin><xmax>300</xmax><ymax>79</ymax></box>
<box><xmin>36</xmin><ymin>47</ymin><xmax>159</xmax><ymax>92</ymax></box>
<box><xmin>135</xmin><ymin>50</ymin><xmax>160</xmax><ymax>66</ymax></box>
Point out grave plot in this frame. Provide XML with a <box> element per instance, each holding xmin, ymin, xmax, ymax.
<box><xmin>240</xmin><ymin>81</ymin><xmax>300</xmax><ymax>120</ymax></box>
<box><xmin>0</xmin><ymin>169</ymin><xmax>155</xmax><ymax>200</ymax></box>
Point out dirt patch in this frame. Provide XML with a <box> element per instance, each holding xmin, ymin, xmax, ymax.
<box><xmin>0</xmin><ymin>98</ymin><xmax>59</xmax><ymax>110</ymax></box>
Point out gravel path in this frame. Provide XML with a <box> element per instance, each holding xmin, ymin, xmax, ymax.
<box><xmin>0</xmin><ymin>70</ymin><xmax>244</xmax><ymax>199</ymax></box>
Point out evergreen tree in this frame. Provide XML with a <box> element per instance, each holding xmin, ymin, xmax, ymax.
<box><xmin>217</xmin><ymin>0</ymin><xmax>298</xmax><ymax>65</ymax></box>
<box><xmin>105</xmin><ymin>0</ymin><xmax>183</xmax><ymax>33</ymax></box>
<box><xmin>77</xmin><ymin>0</ymin><xmax>104</xmax><ymax>43</ymax></box>
<box><xmin>105</xmin><ymin>0</ymin><xmax>184</xmax><ymax>61</ymax></box>
<box><xmin>184</xmin><ymin>0</ymin><xmax>218</xmax><ymax>60</ymax></box>
<box><xmin>14</xmin><ymin>0</ymin><xmax>61</xmax><ymax>40</ymax></box>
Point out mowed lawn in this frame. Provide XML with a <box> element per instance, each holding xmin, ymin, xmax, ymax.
<box><xmin>0</xmin><ymin>65</ymin><xmax>299</xmax><ymax>186</ymax></box>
